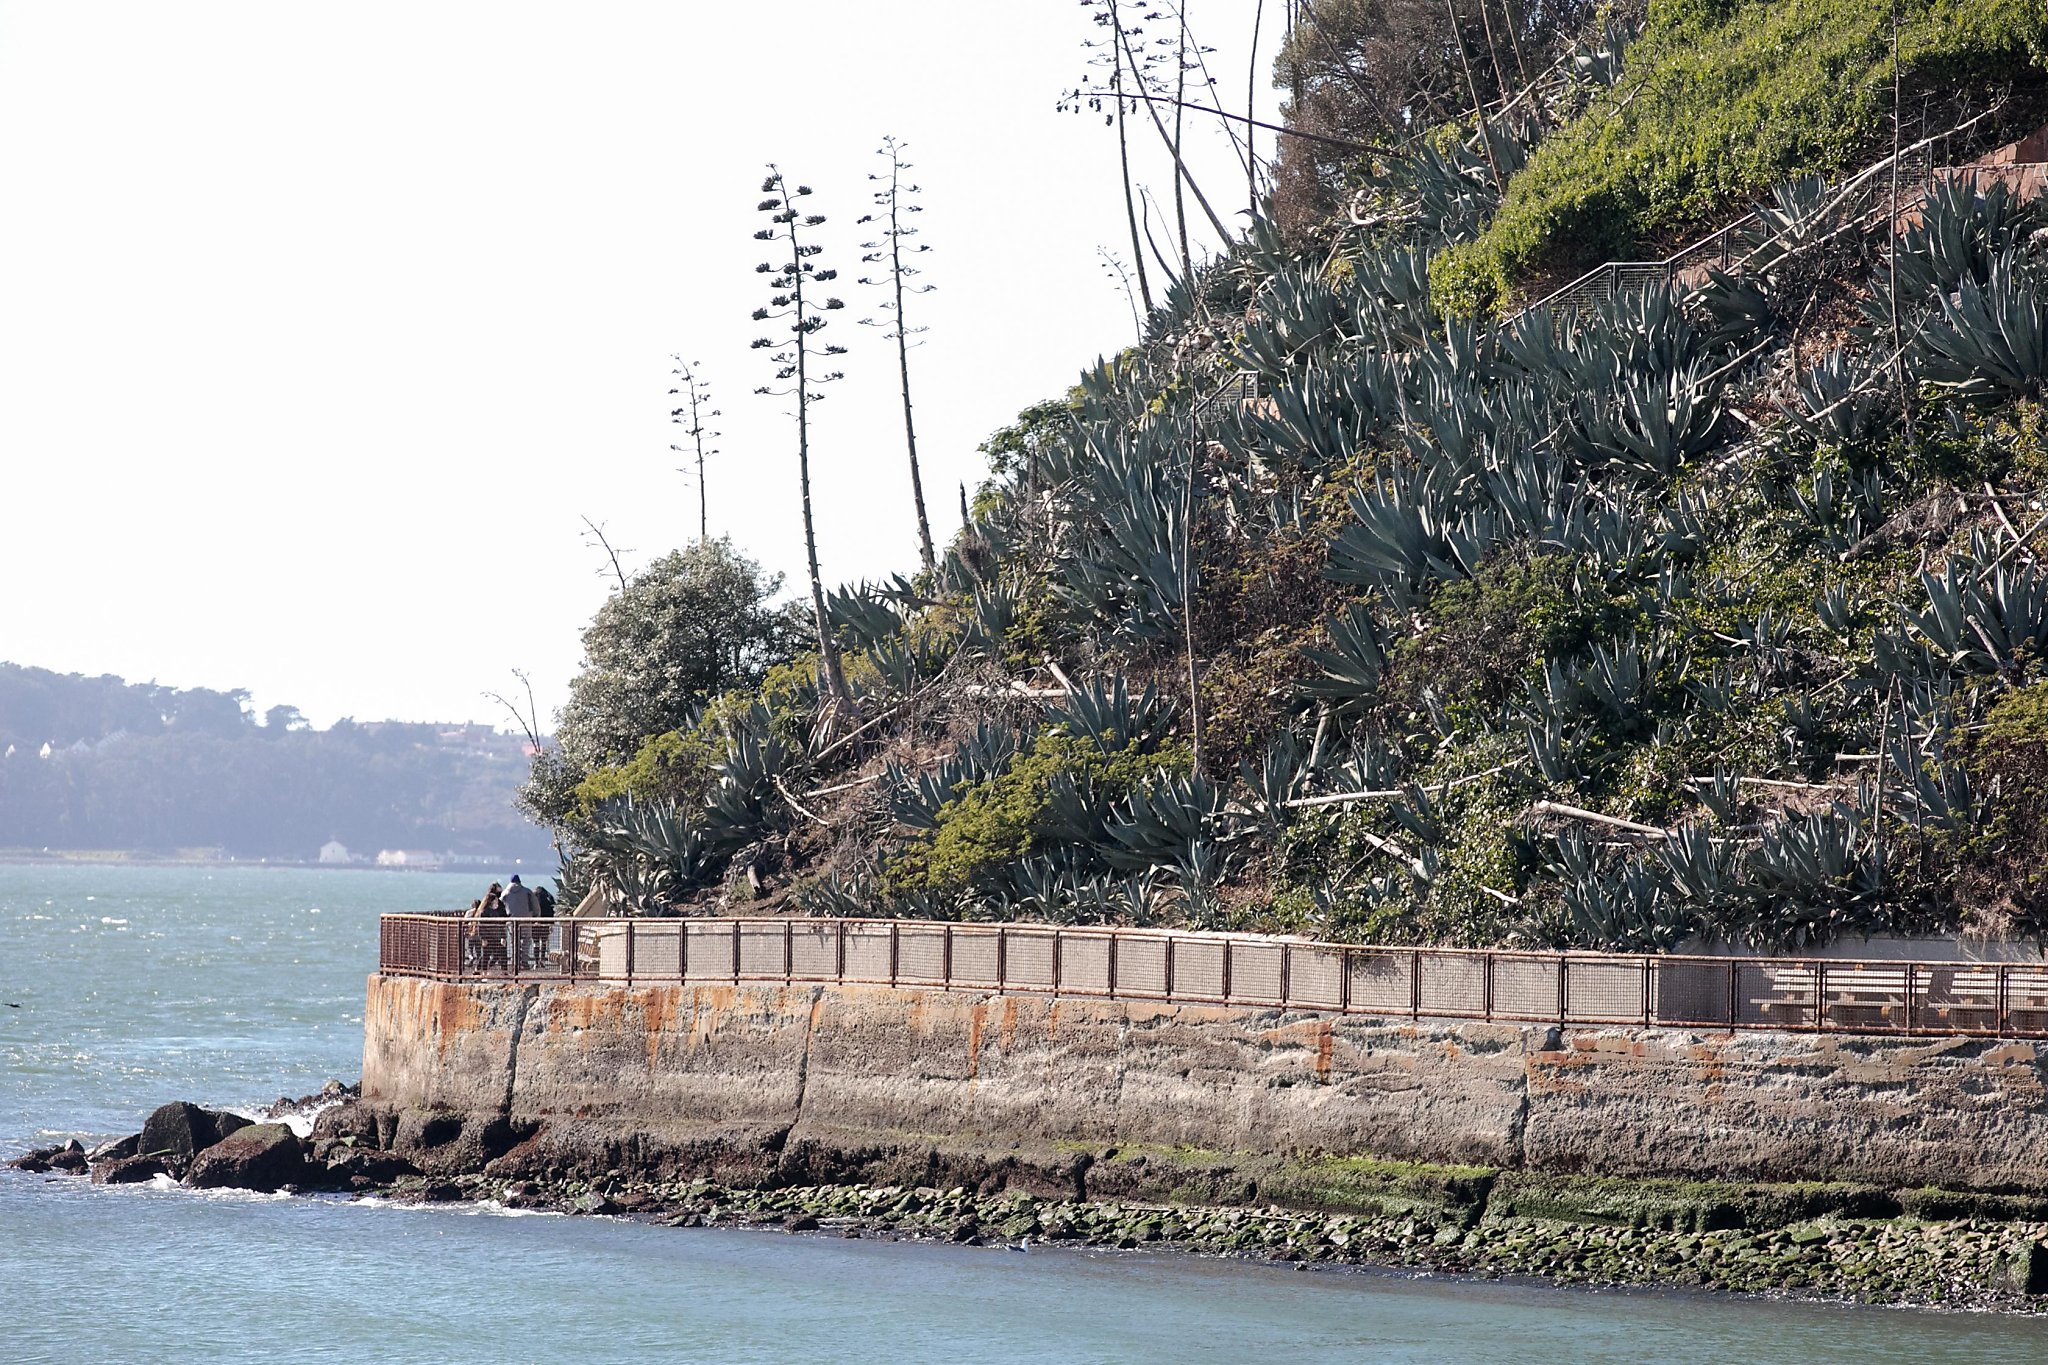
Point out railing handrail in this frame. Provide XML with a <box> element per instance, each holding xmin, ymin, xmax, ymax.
<box><xmin>377</xmin><ymin>914</ymin><xmax>2048</xmax><ymax>1039</ymax></box>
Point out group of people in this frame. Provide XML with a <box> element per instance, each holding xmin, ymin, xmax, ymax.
<box><xmin>462</xmin><ymin>874</ymin><xmax>558</xmax><ymax>972</ymax></box>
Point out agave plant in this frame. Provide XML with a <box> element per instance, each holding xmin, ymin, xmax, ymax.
<box><xmin>1784</xmin><ymin>348</ymin><xmax>1885</xmax><ymax>444</ymax></box>
<box><xmin>1913</xmin><ymin>257</ymin><xmax>2047</xmax><ymax>401</ymax></box>
<box><xmin>1297</xmin><ymin>603</ymin><xmax>1390</xmax><ymax>713</ymax></box>
<box><xmin>1046</xmin><ymin>675</ymin><xmax>1178</xmax><ymax>755</ymax></box>
<box><xmin>1100</xmin><ymin>771</ymin><xmax>1230</xmax><ymax>873</ymax></box>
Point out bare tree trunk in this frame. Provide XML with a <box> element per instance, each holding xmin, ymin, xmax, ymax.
<box><xmin>884</xmin><ymin>156</ymin><xmax>935</xmax><ymax>572</ymax></box>
<box><xmin>687</xmin><ymin>377</ymin><xmax>709</xmax><ymax>541</ymax></box>
<box><xmin>1172</xmin><ymin>8</ymin><xmax>1193</xmax><ymax>280</ymax></box>
<box><xmin>1111</xmin><ymin>28</ymin><xmax>1156</xmax><ymax>317</ymax></box>
<box><xmin>1443</xmin><ymin>0</ymin><xmax>1502</xmax><ymax>187</ymax></box>
<box><xmin>1248</xmin><ymin>0</ymin><xmax>1265</xmax><ymax>216</ymax></box>
<box><xmin>1473</xmin><ymin>0</ymin><xmax>1511</xmax><ymax>106</ymax></box>
<box><xmin>787</xmin><ymin>216</ymin><xmax>852</xmax><ymax>712</ymax></box>
<box><xmin>1116</xmin><ymin>17</ymin><xmax>1233</xmax><ymax>249</ymax></box>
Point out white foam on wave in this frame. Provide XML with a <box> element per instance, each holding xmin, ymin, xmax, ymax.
<box><xmin>349</xmin><ymin>1194</ymin><xmax>564</xmax><ymax>1219</ymax></box>
<box><xmin>99</xmin><ymin>917</ymin><xmax>128</xmax><ymax>927</ymax></box>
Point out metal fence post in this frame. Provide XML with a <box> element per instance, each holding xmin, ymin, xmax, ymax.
<box><xmin>1164</xmin><ymin>935</ymin><xmax>1175</xmax><ymax>1002</ymax></box>
<box><xmin>732</xmin><ymin>921</ymin><xmax>741</xmax><ymax>983</ymax></box>
<box><xmin>784</xmin><ymin>919</ymin><xmax>794</xmax><ymax>983</ymax></box>
<box><xmin>997</xmin><ymin>927</ymin><xmax>1007</xmax><ymax>991</ymax></box>
<box><xmin>1640</xmin><ymin>956</ymin><xmax>1651</xmax><ymax>1026</ymax></box>
<box><xmin>1482</xmin><ymin>952</ymin><xmax>1493</xmax><ymax>1021</ymax></box>
<box><xmin>1814</xmin><ymin>961</ymin><xmax>1827</xmax><ymax>1032</ymax></box>
<box><xmin>625</xmin><ymin>920</ymin><xmax>636</xmax><ymax>986</ymax></box>
<box><xmin>1556</xmin><ymin>956</ymin><xmax>1568</xmax><ymax>1024</ymax></box>
<box><xmin>943</xmin><ymin>923</ymin><xmax>954</xmax><ymax>991</ymax></box>
<box><xmin>1107</xmin><ymin>932</ymin><xmax>1118</xmax><ymax>999</ymax></box>
<box><xmin>1052</xmin><ymin>929</ymin><xmax>1062</xmax><ymax>994</ymax></box>
<box><xmin>1280</xmin><ymin>943</ymin><xmax>1292</xmax><ymax>1008</ymax></box>
<box><xmin>1904</xmin><ymin>961</ymin><xmax>1916</xmax><ymax>1033</ymax></box>
<box><xmin>836</xmin><ymin>919</ymin><xmax>847</xmax><ymax>982</ymax></box>
<box><xmin>1411</xmin><ymin>950</ymin><xmax>1422</xmax><ymax>1019</ymax></box>
<box><xmin>889</xmin><ymin>921</ymin><xmax>900</xmax><ymax>987</ymax></box>
<box><xmin>1998</xmin><ymin>964</ymin><xmax>2010</xmax><ymax>1037</ymax></box>
<box><xmin>1338</xmin><ymin>947</ymin><xmax>1351</xmax><ymax>1014</ymax></box>
<box><xmin>679</xmin><ymin>919</ymin><xmax>689</xmax><ymax>983</ymax></box>
<box><xmin>1220</xmin><ymin>939</ymin><xmax>1231</xmax><ymax>1001</ymax></box>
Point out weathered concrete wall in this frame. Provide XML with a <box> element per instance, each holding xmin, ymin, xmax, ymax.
<box><xmin>362</xmin><ymin>973</ymin><xmax>2048</xmax><ymax>1195</ymax></box>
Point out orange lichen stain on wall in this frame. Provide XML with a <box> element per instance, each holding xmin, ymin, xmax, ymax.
<box><xmin>642</xmin><ymin>987</ymin><xmax>681</xmax><ymax>1070</ymax></box>
<box><xmin>998</xmin><ymin>996</ymin><xmax>1019</xmax><ymax>1051</ymax></box>
<box><xmin>967</xmin><ymin>1001</ymin><xmax>987</xmax><ymax>1082</ymax></box>
<box><xmin>1985</xmin><ymin>1042</ymin><xmax>2041</xmax><ymax>1067</ymax></box>
<box><xmin>1316</xmin><ymin>1022</ymin><xmax>1335</xmax><ymax>1083</ymax></box>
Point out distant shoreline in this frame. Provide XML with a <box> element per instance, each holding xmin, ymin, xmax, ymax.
<box><xmin>0</xmin><ymin>852</ymin><xmax>536</xmax><ymax>872</ymax></box>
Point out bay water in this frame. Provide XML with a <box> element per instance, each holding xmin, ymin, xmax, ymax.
<box><xmin>4</xmin><ymin>862</ymin><xmax>2045</xmax><ymax>1363</ymax></box>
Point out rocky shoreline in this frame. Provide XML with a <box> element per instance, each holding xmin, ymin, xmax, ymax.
<box><xmin>12</xmin><ymin>1088</ymin><xmax>2048</xmax><ymax>1316</ymax></box>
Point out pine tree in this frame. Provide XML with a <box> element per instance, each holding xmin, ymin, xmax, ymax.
<box><xmin>858</xmin><ymin>136</ymin><xmax>937</xmax><ymax>573</ymax></box>
<box><xmin>751</xmin><ymin>166</ymin><xmax>853</xmax><ymax>713</ymax></box>
<box><xmin>667</xmin><ymin>357</ymin><xmax>720</xmax><ymax>542</ymax></box>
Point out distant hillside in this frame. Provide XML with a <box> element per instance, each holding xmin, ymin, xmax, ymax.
<box><xmin>0</xmin><ymin>663</ymin><xmax>549</xmax><ymax>861</ymax></box>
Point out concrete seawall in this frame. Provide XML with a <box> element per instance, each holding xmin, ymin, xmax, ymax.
<box><xmin>361</xmin><ymin>973</ymin><xmax>2048</xmax><ymax>1199</ymax></box>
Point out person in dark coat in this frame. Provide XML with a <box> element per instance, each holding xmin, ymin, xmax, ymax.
<box><xmin>476</xmin><ymin>882</ymin><xmax>507</xmax><ymax>971</ymax></box>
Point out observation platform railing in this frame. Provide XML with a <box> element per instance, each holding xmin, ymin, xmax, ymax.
<box><xmin>378</xmin><ymin>914</ymin><xmax>2048</xmax><ymax>1040</ymax></box>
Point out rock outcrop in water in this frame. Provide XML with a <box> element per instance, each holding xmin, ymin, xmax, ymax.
<box><xmin>7</xmin><ymin>1080</ymin><xmax>413</xmax><ymax>1197</ymax></box>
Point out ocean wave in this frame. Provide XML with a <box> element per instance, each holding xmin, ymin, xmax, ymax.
<box><xmin>349</xmin><ymin>1194</ymin><xmax>564</xmax><ymax>1219</ymax></box>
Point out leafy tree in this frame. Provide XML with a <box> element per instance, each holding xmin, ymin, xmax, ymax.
<box><xmin>752</xmin><ymin>165</ymin><xmax>854</xmax><ymax>713</ymax></box>
<box><xmin>668</xmin><ymin>357</ymin><xmax>721</xmax><ymax>542</ymax></box>
<box><xmin>858</xmin><ymin>136</ymin><xmax>938</xmax><ymax>572</ymax></box>
<box><xmin>552</xmin><ymin>537</ymin><xmax>805</xmax><ymax>771</ymax></box>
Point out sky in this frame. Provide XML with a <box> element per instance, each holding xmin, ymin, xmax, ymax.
<box><xmin>0</xmin><ymin>1</ymin><xmax>1286</xmax><ymax>731</ymax></box>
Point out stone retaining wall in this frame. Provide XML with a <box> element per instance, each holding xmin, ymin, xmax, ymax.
<box><xmin>361</xmin><ymin>973</ymin><xmax>2048</xmax><ymax>1197</ymax></box>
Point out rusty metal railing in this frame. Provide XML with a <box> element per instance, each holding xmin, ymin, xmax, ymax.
<box><xmin>375</xmin><ymin>914</ymin><xmax>2048</xmax><ymax>1039</ymax></box>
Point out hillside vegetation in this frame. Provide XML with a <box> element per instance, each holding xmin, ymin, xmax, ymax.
<box><xmin>1433</xmin><ymin>0</ymin><xmax>2048</xmax><ymax>310</ymax></box>
<box><xmin>533</xmin><ymin>4</ymin><xmax>2048</xmax><ymax>952</ymax></box>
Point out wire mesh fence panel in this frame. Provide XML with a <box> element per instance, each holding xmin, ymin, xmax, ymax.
<box><xmin>1491</xmin><ymin>956</ymin><xmax>1561</xmax><ymax>1020</ymax></box>
<box><xmin>1822</xmin><ymin>966</ymin><xmax>1911</xmax><ymax>1031</ymax></box>
<box><xmin>1649</xmin><ymin>959</ymin><xmax>1730</xmax><ymax>1026</ymax></box>
<box><xmin>1419</xmin><ymin>954</ymin><xmax>1485</xmax><ymax>1017</ymax></box>
<box><xmin>1117</xmin><ymin>937</ymin><xmax>1169</xmax><ymax>997</ymax></box>
<box><xmin>895</xmin><ymin>925</ymin><xmax>948</xmax><ymax>985</ymax></box>
<box><xmin>1001</xmin><ymin>928</ymin><xmax>1056</xmax><ymax>990</ymax></box>
<box><xmin>1227</xmin><ymin>942</ymin><xmax>1284</xmax><ymax>1006</ymax></box>
<box><xmin>1920</xmin><ymin>964</ymin><xmax>1999</xmax><ymax>1033</ymax></box>
<box><xmin>950</xmin><ymin>928</ymin><xmax>1001</xmax><ymax>988</ymax></box>
<box><xmin>737</xmin><ymin>924</ymin><xmax>788</xmax><ymax>979</ymax></box>
<box><xmin>1347</xmin><ymin>952</ymin><xmax>1413</xmax><ymax>1016</ymax></box>
<box><xmin>1286</xmin><ymin>947</ymin><xmax>1345</xmax><ymax>1010</ymax></box>
<box><xmin>2006</xmin><ymin>966</ymin><xmax>2048</xmax><ymax>1035</ymax></box>
<box><xmin>1171</xmin><ymin>938</ymin><xmax>1226</xmax><ymax>1001</ymax></box>
<box><xmin>790</xmin><ymin>922</ymin><xmax>840</xmax><ymax>979</ymax></box>
<box><xmin>627</xmin><ymin>922</ymin><xmax>680</xmax><ymax>981</ymax></box>
<box><xmin>841</xmin><ymin>924</ymin><xmax>893</xmax><ymax>983</ymax></box>
<box><xmin>683</xmin><ymin>922</ymin><xmax>737</xmax><ymax>980</ymax></box>
<box><xmin>1060</xmin><ymin>934</ymin><xmax>1112</xmax><ymax>995</ymax></box>
<box><xmin>1736</xmin><ymin>962</ymin><xmax>1813</xmax><ymax>1029</ymax></box>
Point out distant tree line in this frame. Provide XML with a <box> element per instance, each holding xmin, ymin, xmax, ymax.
<box><xmin>0</xmin><ymin>663</ymin><xmax>549</xmax><ymax>859</ymax></box>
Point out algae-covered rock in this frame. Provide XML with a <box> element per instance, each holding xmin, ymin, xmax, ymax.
<box><xmin>186</xmin><ymin>1123</ymin><xmax>304</xmax><ymax>1192</ymax></box>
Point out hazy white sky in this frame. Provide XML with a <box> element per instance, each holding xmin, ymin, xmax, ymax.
<box><xmin>0</xmin><ymin>2</ymin><xmax>1281</xmax><ymax>729</ymax></box>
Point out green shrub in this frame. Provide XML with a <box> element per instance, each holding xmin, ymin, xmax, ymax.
<box><xmin>1434</xmin><ymin>0</ymin><xmax>2048</xmax><ymax>313</ymax></box>
<box><xmin>884</xmin><ymin>732</ymin><xmax>1192</xmax><ymax>897</ymax></box>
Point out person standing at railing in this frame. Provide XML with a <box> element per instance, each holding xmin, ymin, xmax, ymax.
<box><xmin>503</xmin><ymin>875</ymin><xmax>544</xmax><ymax>970</ymax></box>
<box><xmin>476</xmin><ymin>882</ymin><xmax>507</xmax><ymax>972</ymax></box>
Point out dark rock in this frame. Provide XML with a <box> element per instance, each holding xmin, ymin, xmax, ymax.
<box><xmin>10</xmin><ymin>1154</ymin><xmax>51</xmax><ymax>1174</ymax></box>
<box><xmin>49</xmin><ymin>1146</ymin><xmax>88</xmax><ymax>1174</ymax></box>
<box><xmin>570</xmin><ymin>1191</ymin><xmax>619</xmax><ymax>1215</ymax></box>
<box><xmin>93</xmin><ymin>1155</ymin><xmax>168</xmax><ymax>1185</ymax></box>
<box><xmin>138</xmin><ymin>1102</ymin><xmax>250</xmax><ymax>1177</ymax></box>
<box><xmin>325</xmin><ymin>1150</ymin><xmax>417</xmax><ymax>1186</ymax></box>
<box><xmin>87</xmin><ymin>1134</ymin><xmax>139</xmax><ymax>1164</ymax></box>
<box><xmin>418</xmin><ymin>1180</ymin><xmax>466</xmax><ymax>1203</ymax></box>
<box><xmin>1999</xmin><ymin>1240</ymin><xmax>2048</xmax><ymax>1296</ymax></box>
<box><xmin>186</xmin><ymin>1124</ymin><xmax>305</xmax><ymax>1193</ymax></box>
<box><xmin>787</xmin><ymin>1214</ymin><xmax>820</xmax><ymax>1232</ymax></box>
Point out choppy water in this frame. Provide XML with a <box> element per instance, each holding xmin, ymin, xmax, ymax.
<box><xmin>5</xmin><ymin>863</ymin><xmax>2047</xmax><ymax>1364</ymax></box>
